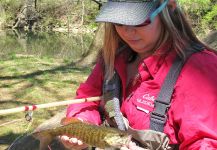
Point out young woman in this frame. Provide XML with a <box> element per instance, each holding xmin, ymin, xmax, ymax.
<box><xmin>60</xmin><ymin>0</ymin><xmax>217</xmax><ymax>149</ymax></box>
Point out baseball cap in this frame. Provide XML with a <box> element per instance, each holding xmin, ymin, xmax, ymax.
<box><xmin>95</xmin><ymin>0</ymin><xmax>169</xmax><ymax>26</ymax></box>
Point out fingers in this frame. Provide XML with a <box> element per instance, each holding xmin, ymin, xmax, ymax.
<box><xmin>59</xmin><ymin>135</ymin><xmax>87</xmax><ymax>150</ymax></box>
<box><xmin>60</xmin><ymin>135</ymin><xmax>72</xmax><ymax>148</ymax></box>
<box><xmin>120</xmin><ymin>141</ymin><xmax>147</xmax><ymax>150</ymax></box>
<box><xmin>68</xmin><ymin>138</ymin><xmax>84</xmax><ymax>146</ymax></box>
<box><xmin>120</xmin><ymin>141</ymin><xmax>135</xmax><ymax>150</ymax></box>
<box><xmin>120</xmin><ymin>146</ymin><xmax>130</xmax><ymax>150</ymax></box>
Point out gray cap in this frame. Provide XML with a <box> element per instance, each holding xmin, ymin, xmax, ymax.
<box><xmin>95</xmin><ymin>0</ymin><xmax>158</xmax><ymax>26</ymax></box>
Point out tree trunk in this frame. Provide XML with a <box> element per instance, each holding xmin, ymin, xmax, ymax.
<box><xmin>80</xmin><ymin>0</ymin><xmax>85</xmax><ymax>26</ymax></box>
<box><xmin>0</xmin><ymin>5</ymin><xmax>6</xmax><ymax>29</ymax></box>
<box><xmin>203</xmin><ymin>30</ymin><xmax>217</xmax><ymax>50</ymax></box>
<box><xmin>13</xmin><ymin>0</ymin><xmax>39</xmax><ymax>30</ymax></box>
<box><xmin>76</xmin><ymin>23</ymin><xmax>104</xmax><ymax>67</ymax></box>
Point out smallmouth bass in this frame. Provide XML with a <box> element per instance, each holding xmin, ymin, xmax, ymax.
<box><xmin>32</xmin><ymin>118</ymin><xmax>131</xmax><ymax>150</ymax></box>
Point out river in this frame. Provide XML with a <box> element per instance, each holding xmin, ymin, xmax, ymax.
<box><xmin>0</xmin><ymin>29</ymin><xmax>94</xmax><ymax>62</ymax></box>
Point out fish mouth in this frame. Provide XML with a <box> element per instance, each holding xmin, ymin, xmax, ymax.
<box><xmin>112</xmin><ymin>135</ymin><xmax>132</xmax><ymax>148</ymax></box>
<box><xmin>126</xmin><ymin>135</ymin><xmax>132</xmax><ymax>145</ymax></box>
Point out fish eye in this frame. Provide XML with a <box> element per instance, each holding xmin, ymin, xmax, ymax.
<box><xmin>119</xmin><ymin>133</ymin><xmax>126</xmax><ymax>137</ymax></box>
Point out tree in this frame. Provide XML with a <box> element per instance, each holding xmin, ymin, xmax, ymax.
<box><xmin>179</xmin><ymin>0</ymin><xmax>217</xmax><ymax>34</ymax></box>
<box><xmin>76</xmin><ymin>23</ymin><xmax>104</xmax><ymax>67</ymax></box>
<box><xmin>13</xmin><ymin>0</ymin><xmax>39</xmax><ymax>30</ymax></box>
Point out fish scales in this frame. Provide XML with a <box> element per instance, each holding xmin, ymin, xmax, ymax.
<box><xmin>33</xmin><ymin>119</ymin><xmax>131</xmax><ymax>149</ymax></box>
<box><xmin>45</xmin><ymin>122</ymin><xmax>116</xmax><ymax>147</ymax></box>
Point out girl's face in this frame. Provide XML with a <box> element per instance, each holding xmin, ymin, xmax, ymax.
<box><xmin>115</xmin><ymin>16</ymin><xmax>163</xmax><ymax>58</ymax></box>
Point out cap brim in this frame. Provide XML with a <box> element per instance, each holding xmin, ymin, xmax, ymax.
<box><xmin>95</xmin><ymin>1</ymin><xmax>158</xmax><ymax>26</ymax></box>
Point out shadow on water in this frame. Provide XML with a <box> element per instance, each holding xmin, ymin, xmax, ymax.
<box><xmin>0</xmin><ymin>29</ymin><xmax>94</xmax><ymax>61</ymax></box>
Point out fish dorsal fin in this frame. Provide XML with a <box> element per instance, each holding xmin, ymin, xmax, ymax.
<box><xmin>60</xmin><ymin>117</ymin><xmax>82</xmax><ymax>125</ymax></box>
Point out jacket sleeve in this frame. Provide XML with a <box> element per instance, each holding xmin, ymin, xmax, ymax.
<box><xmin>169</xmin><ymin>50</ymin><xmax>217</xmax><ymax>149</ymax></box>
<box><xmin>66</xmin><ymin>60</ymin><xmax>104</xmax><ymax>125</ymax></box>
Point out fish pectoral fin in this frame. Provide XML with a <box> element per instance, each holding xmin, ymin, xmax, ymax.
<box><xmin>38</xmin><ymin>135</ymin><xmax>53</xmax><ymax>150</ymax></box>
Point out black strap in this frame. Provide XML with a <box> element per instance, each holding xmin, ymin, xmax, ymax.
<box><xmin>100</xmin><ymin>45</ymin><xmax>128</xmax><ymax>130</ymax></box>
<box><xmin>102</xmin><ymin>71</ymin><xmax>126</xmax><ymax>131</ymax></box>
<box><xmin>150</xmin><ymin>44</ymin><xmax>204</xmax><ymax>132</ymax></box>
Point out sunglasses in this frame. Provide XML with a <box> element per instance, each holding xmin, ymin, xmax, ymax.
<box><xmin>114</xmin><ymin>18</ymin><xmax>151</xmax><ymax>27</ymax></box>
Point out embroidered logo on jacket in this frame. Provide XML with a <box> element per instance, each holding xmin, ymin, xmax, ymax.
<box><xmin>136</xmin><ymin>93</ymin><xmax>155</xmax><ymax>108</ymax></box>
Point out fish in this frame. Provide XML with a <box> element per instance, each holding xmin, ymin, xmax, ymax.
<box><xmin>32</xmin><ymin>117</ymin><xmax>131</xmax><ymax>150</ymax></box>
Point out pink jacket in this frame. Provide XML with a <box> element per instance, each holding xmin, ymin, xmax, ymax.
<box><xmin>67</xmin><ymin>46</ymin><xmax>217</xmax><ymax>149</ymax></box>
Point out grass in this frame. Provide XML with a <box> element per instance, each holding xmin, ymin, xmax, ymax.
<box><xmin>0</xmin><ymin>53</ymin><xmax>91</xmax><ymax>149</ymax></box>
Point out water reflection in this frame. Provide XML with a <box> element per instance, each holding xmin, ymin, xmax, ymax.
<box><xmin>0</xmin><ymin>29</ymin><xmax>94</xmax><ymax>61</ymax></box>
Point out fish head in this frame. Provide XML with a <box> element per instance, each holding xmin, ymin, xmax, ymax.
<box><xmin>104</xmin><ymin>132</ymin><xmax>131</xmax><ymax>148</ymax></box>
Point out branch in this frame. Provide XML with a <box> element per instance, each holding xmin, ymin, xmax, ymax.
<box><xmin>91</xmin><ymin>0</ymin><xmax>103</xmax><ymax>8</ymax></box>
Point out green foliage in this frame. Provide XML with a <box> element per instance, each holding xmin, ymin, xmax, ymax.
<box><xmin>0</xmin><ymin>0</ymin><xmax>25</xmax><ymax>25</ymax></box>
<box><xmin>0</xmin><ymin>0</ymin><xmax>99</xmax><ymax>30</ymax></box>
<box><xmin>179</xmin><ymin>0</ymin><xmax>211</xmax><ymax>8</ymax></box>
<box><xmin>202</xmin><ymin>4</ymin><xmax>217</xmax><ymax>29</ymax></box>
<box><xmin>0</xmin><ymin>0</ymin><xmax>24</xmax><ymax>11</ymax></box>
<box><xmin>36</xmin><ymin>0</ymin><xmax>99</xmax><ymax>29</ymax></box>
<box><xmin>83</xmin><ymin>1</ymin><xmax>99</xmax><ymax>24</ymax></box>
<box><xmin>178</xmin><ymin>0</ymin><xmax>217</xmax><ymax>34</ymax></box>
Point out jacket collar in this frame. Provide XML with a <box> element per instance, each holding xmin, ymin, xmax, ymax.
<box><xmin>141</xmin><ymin>42</ymin><xmax>176</xmax><ymax>79</ymax></box>
<box><xmin>114</xmin><ymin>42</ymin><xmax>177</xmax><ymax>97</ymax></box>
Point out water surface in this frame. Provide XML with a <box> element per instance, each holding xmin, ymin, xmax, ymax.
<box><xmin>0</xmin><ymin>29</ymin><xmax>94</xmax><ymax>62</ymax></box>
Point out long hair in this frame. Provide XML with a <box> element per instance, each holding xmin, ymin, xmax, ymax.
<box><xmin>102</xmin><ymin>23</ymin><xmax>121</xmax><ymax>79</ymax></box>
<box><xmin>159</xmin><ymin>2</ymin><xmax>206</xmax><ymax>58</ymax></box>
<box><xmin>101</xmin><ymin>1</ymin><xmax>212</xmax><ymax>80</ymax></box>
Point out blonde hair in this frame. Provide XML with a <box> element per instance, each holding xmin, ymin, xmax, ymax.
<box><xmin>102</xmin><ymin>23</ymin><xmax>121</xmax><ymax>79</ymax></box>
<box><xmin>101</xmin><ymin>1</ymin><xmax>209</xmax><ymax>80</ymax></box>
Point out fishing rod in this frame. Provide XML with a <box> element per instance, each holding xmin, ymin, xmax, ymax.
<box><xmin>0</xmin><ymin>96</ymin><xmax>101</xmax><ymax>116</ymax></box>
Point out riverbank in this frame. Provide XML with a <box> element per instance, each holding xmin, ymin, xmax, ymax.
<box><xmin>52</xmin><ymin>24</ymin><xmax>97</xmax><ymax>34</ymax></box>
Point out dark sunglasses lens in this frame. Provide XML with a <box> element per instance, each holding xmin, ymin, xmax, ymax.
<box><xmin>114</xmin><ymin>18</ymin><xmax>151</xmax><ymax>27</ymax></box>
<box><xmin>136</xmin><ymin>19</ymin><xmax>151</xmax><ymax>27</ymax></box>
<box><xmin>115</xmin><ymin>23</ymin><xmax>123</xmax><ymax>26</ymax></box>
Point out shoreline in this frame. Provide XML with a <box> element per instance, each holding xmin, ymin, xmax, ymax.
<box><xmin>0</xmin><ymin>24</ymin><xmax>97</xmax><ymax>35</ymax></box>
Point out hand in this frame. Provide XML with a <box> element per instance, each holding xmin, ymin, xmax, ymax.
<box><xmin>59</xmin><ymin>135</ymin><xmax>88</xmax><ymax>150</ymax></box>
<box><xmin>120</xmin><ymin>141</ymin><xmax>147</xmax><ymax>150</ymax></box>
